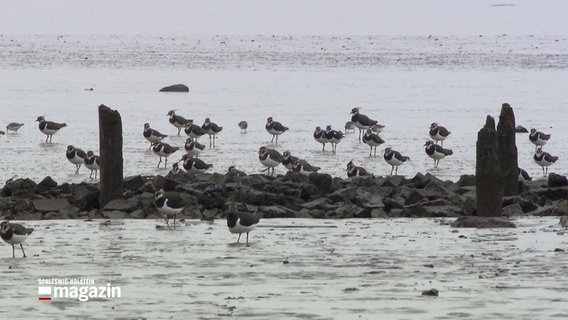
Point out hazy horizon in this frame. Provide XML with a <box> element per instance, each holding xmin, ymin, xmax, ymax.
<box><xmin>1</xmin><ymin>0</ymin><xmax>567</xmax><ymax>36</ymax></box>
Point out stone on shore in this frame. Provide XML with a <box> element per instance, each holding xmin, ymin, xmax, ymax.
<box><xmin>159</xmin><ymin>84</ymin><xmax>189</xmax><ymax>92</ymax></box>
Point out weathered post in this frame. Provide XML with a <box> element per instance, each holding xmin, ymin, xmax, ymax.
<box><xmin>476</xmin><ymin>115</ymin><xmax>503</xmax><ymax>217</ymax></box>
<box><xmin>99</xmin><ymin>105</ymin><xmax>123</xmax><ymax>208</ymax></box>
<box><xmin>497</xmin><ymin>103</ymin><xmax>518</xmax><ymax>196</ymax></box>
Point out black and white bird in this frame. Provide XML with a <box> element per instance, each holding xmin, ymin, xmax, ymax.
<box><xmin>84</xmin><ymin>150</ymin><xmax>101</xmax><ymax>179</ymax></box>
<box><xmin>184</xmin><ymin>121</ymin><xmax>208</xmax><ymax>140</ymax></box>
<box><xmin>429</xmin><ymin>123</ymin><xmax>451</xmax><ymax>147</ymax></box>
<box><xmin>238</xmin><ymin>121</ymin><xmax>248</xmax><ymax>134</ymax></box>
<box><xmin>168</xmin><ymin>162</ymin><xmax>184</xmax><ymax>175</ymax></box>
<box><xmin>424</xmin><ymin>140</ymin><xmax>453</xmax><ymax>169</ymax></box>
<box><xmin>529</xmin><ymin>128</ymin><xmax>551</xmax><ymax>151</ymax></box>
<box><xmin>6</xmin><ymin>122</ymin><xmax>24</xmax><ymax>134</ymax></box>
<box><xmin>518</xmin><ymin>167</ymin><xmax>532</xmax><ymax>182</ymax></box>
<box><xmin>323</xmin><ymin>125</ymin><xmax>344</xmax><ymax>153</ymax></box>
<box><xmin>0</xmin><ymin>221</ymin><xmax>34</xmax><ymax>258</ymax></box>
<box><xmin>143</xmin><ymin>123</ymin><xmax>168</xmax><ymax>150</ymax></box>
<box><xmin>370</xmin><ymin>123</ymin><xmax>386</xmax><ymax>134</ymax></box>
<box><xmin>36</xmin><ymin>116</ymin><xmax>66</xmax><ymax>143</ymax></box>
<box><xmin>180</xmin><ymin>153</ymin><xmax>213</xmax><ymax>172</ymax></box>
<box><xmin>362</xmin><ymin>128</ymin><xmax>385</xmax><ymax>157</ymax></box>
<box><xmin>154</xmin><ymin>189</ymin><xmax>184</xmax><ymax>227</ymax></box>
<box><xmin>202</xmin><ymin>117</ymin><xmax>223</xmax><ymax>148</ymax></box>
<box><xmin>281</xmin><ymin>150</ymin><xmax>300</xmax><ymax>170</ymax></box>
<box><xmin>350</xmin><ymin>107</ymin><xmax>380</xmax><ymax>142</ymax></box>
<box><xmin>227</xmin><ymin>165</ymin><xmax>247</xmax><ymax>177</ymax></box>
<box><xmin>292</xmin><ymin>159</ymin><xmax>321</xmax><ymax>176</ymax></box>
<box><xmin>265</xmin><ymin>117</ymin><xmax>289</xmax><ymax>145</ymax></box>
<box><xmin>313</xmin><ymin>126</ymin><xmax>328</xmax><ymax>151</ymax></box>
<box><xmin>226</xmin><ymin>203</ymin><xmax>259</xmax><ymax>245</ymax></box>
<box><xmin>258</xmin><ymin>146</ymin><xmax>282</xmax><ymax>176</ymax></box>
<box><xmin>167</xmin><ymin>110</ymin><xmax>192</xmax><ymax>136</ymax></box>
<box><xmin>383</xmin><ymin>148</ymin><xmax>410</xmax><ymax>175</ymax></box>
<box><xmin>152</xmin><ymin>142</ymin><xmax>179</xmax><ymax>168</ymax></box>
<box><xmin>346</xmin><ymin>160</ymin><xmax>373</xmax><ymax>177</ymax></box>
<box><xmin>184</xmin><ymin>137</ymin><xmax>205</xmax><ymax>158</ymax></box>
<box><xmin>533</xmin><ymin>147</ymin><xmax>558</xmax><ymax>176</ymax></box>
<box><xmin>66</xmin><ymin>145</ymin><xmax>87</xmax><ymax>174</ymax></box>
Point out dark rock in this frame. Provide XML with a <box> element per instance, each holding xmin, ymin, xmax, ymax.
<box><xmin>560</xmin><ymin>216</ymin><xmax>568</xmax><ymax>227</ymax></box>
<box><xmin>421</xmin><ymin>288</ymin><xmax>439</xmax><ymax>296</ymax></box>
<box><xmin>159</xmin><ymin>84</ymin><xmax>189</xmax><ymax>92</ymax></box>
<box><xmin>457</xmin><ymin>174</ymin><xmax>476</xmax><ymax>187</ymax></box>
<box><xmin>309</xmin><ymin>172</ymin><xmax>333</xmax><ymax>194</ymax></box>
<box><xmin>124</xmin><ymin>175</ymin><xmax>147</xmax><ymax>191</ymax></box>
<box><xmin>103</xmin><ymin>198</ymin><xmax>139</xmax><ymax>213</ymax></box>
<box><xmin>502</xmin><ymin>203</ymin><xmax>523</xmax><ymax>216</ymax></box>
<box><xmin>382</xmin><ymin>175</ymin><xmax>405</xmax><ymax>188</ymax></box>
<box><xmin>383</xmin><ymin>198</ymin><xmax>405</xmax><ymax>212</ymax></box>
<box><xmin>32</xmin><ymin>198</ymin><xmax>72</xmax><ymax>212</ymax></box>
<box><xmin>9</xmin><ymin>178</ymin><xmax>37</xmax><ymax>198</ymax></box>
<box><xmin>102</xmin><ymin>210</ymin><xmax>131</xmax><ymax>219</ymax></box>
<box><xmin>37</xmin><ymin>176</ymin><xmax>58</xmax><ymax>193</ymax></box>
<box><xmin>259</xmin><ymin>205</ymin><xmax>296</xmax><ymax>218</ymax></box>
<box><xmin>411</xmin><ymin>172</ymin><xmax>430</xmax><ymax>188</ymax></box>
<box><xmin>515</xmin><ymin>125</ymin><xmax>528</xmax><ymax>133</ymax></box>
<box><xmin>553</xmin><ymin>200</ymin><xmax>568</xmax><ymax>215</ymax></box>
<box><xmin>451</xmin><ymin>216</ymin><xmax>516</xmax><ymax>228</ymax></box>
<box><xmin>463</xmin><ymin>197</ymin><xmax>476</xmax><ymax>215</ymax></box>
<box><xmin>405</xmin><ymin>189</ymin><xmax>428</xmax><ymax>206</ymax></box>
<box><xmin>548</xmin><ymin>173</ymin><xmax>568</xmax><ymax>188</ymax></box>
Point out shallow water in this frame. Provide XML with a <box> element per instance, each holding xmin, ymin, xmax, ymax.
<box><xmin>0</xmin><ymin>217</ymin><xmax>566</xmax><ymax>319</ymax></box>
<box><xmin>0</xmin><ymin>34</ymin><xmax>567</xmax><ymax>184</ymax></box>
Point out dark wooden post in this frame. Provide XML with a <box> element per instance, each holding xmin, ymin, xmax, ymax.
<box><xmin>99</xmin><ymin>105</ymin><xmax>123</xmax><ymax>207</ymax></box>
<box><xmin>497</xmin><ymin>103</ymin><xmax>518</xmax><ymax>196</ymax></box>
<box><xmin>476</xmin><ymin>115</ymin><xmax>503</xmax><ymax>217</ymax></box>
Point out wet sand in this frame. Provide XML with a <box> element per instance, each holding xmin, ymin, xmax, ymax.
<box><xmin>1</xmin><ymin>217</ymin><xmax>566</xmax><ymax>319</ymax></box>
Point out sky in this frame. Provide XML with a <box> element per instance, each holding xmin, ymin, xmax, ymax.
<box><xmin>0</xmin><ymin>0</ymin><xmax>566</xmax><ymax>36</ymax></box>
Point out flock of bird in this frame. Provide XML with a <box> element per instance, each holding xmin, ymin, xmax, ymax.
<box><xmin>0</xmin><ymin>107</ymin><xmax>561</xmax><ymax>257</ymax></box>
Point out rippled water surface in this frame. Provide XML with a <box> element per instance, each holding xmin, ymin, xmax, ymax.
<box><xmin>0</xmin><ymin>218</ymin><xmax>566</xmax><ymax>319</ymax></box>
<box><xmin>0</xmin><ymin>34</ymin><xmax>567</xmax><ymax>183</ymax></box>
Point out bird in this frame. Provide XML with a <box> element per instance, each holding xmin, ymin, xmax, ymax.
<box><xmin>201</xmin><ymin>117</ymin><xmax>223</xmax><ymax>148</ymax></box>
<box><xmin>362</xmin><ymin>128</ymin><xmax>385</xmax><ymax>157</ymax></box>
<box><xmin>323</xmin><ymin>125</ymin><xmax>344</xmax><ymax>152</ymax></box>
<box><xmin>424</xmin><ymin>140</ymin><xmax>453</xmax><ymax>169</ymax></box>
<box><xmin>143</xmin><ymin>123</ymin><xmax>168</xmax><ymax>150</ymax></box>
<box><xmin>370</xmin><ymin>123</ymin><xmax>386</xmax><ymax>133</ymax></box>
<box><xmin>168</xmin><ymin>162</ymin><xmax>184</xmax><ymax>175</ymax></box>
<box><xmin>383</xmin><ymin>148</ymin><xmax>410</xmax><ymax>175</ymax></box>
<box><xmin>184</xmin><ymin>137</ymin><xmax>205</xmax><ymax>158</ymax></box>
<box><xmin>533</xmin><ymin>147</ymin><xmax>558</xmax><ymax>176</ymax></box>
<box><xmin>0</xmin><ymin>221</ymin><xmax>34</xmax><ymax>258</ymax></box>
<box><xmin>180</xmin><ymin>153</ymin><xmax>213</xmax><ymax>172</ymax></box>
<box><xmin>36</xmin><ymin>116</ymin><xmax>66</xmax><ymax>143</ymax></box>
<box><xmin>350</xmin><ymin>107</ymin><xmax>380</xmax><ymax>142</ymax></box>
<box><xmin>344</xmin><ymin>121</ymin><xmax>356</xmax><ymax>133</ymax></box>
<box><xmin>529</xmin><ymin>128</ymin><xmax>551</xmax><ymax>151</ymax></box>
<box><xmin>84</xmin><ymin>150</ymin><xmax>101</xmax><ymax>179</ymax></box>
<box><xmin>281</xmin><ymin>150</ymin><xmax>300</xmax><ymax>170</ymax></box>
<box><xmin>6</xmin><ymin>122</ymin><xmax>24</xmax><ymax>134</ymax></box>
<box><xmin>265</xmin><ymin>117</ymin><xmax>289</xmax><ymax>145</ymax></box>
<box><xmin>238</xmin><ymin>121</ymin><xmax>248</xmax><ymax>134</ymax></box>
<box><xmin>518</xmin><ymin>167</ymin><xmax>532</xmax><ymax>182</ymax></box>
<box><xmin>346</xmin><ymin>160</ymin><xmax>373</xmax><ymax>177</ymax></box>
<box><xmin>152</xmin><ymin>142</ymin><xmax>179</xmax><ymax>168</ymax></box>
<box><xmin>167</xmin><ymin>110</ymin><xmax>192</xmax><ymax>136</ymax></box>
<box><xmin>226</xmin><ymin>203</ymin><xmax>259</xmax><ymax>245</ymax></box>
<box><xmin>227</xmin><ymin>165</ymin><xmax>247</xmax><ymax>177</ymax></box>
<box><xmin>258</xmin><ymin>146</ymin><xmax>282</xmax><ymax>176</ymax></box>
<box><xmin>291</xmin><ymin>159</ymin><xmax>321</xmax><ymax>175</ymax></box>
<box><xmin>313</xmin><ymin>126</ymin><xmax>328</xmax><ymax>151</ymax></box>
<box><xmin>184</xmin><ymin>121</ymin><xmax>208</xmax><ymax>140</ymax></box>
<box><xmin>429</xmin><ymin>123</ymin><xmax>451</xmax><ymax>147</ymax></box>
<box><xmin>154</xmin><ymin>189</ymin><xmax>184</xmax><ymax>227</ymax></box>
<box><xmin>66</xmin><ymin>145</ymin><xmax>87</xmax><ymax>174</ymax></box>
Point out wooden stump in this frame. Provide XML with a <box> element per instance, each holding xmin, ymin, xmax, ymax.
<box><xmin>476</xmin><ymin>115</ymin><xmax>503</xmax><ymax>217</ymax></box>
<box><xmin>497</xmin><ymin>103</ymin><xmax>518</xmax><ymax>196</ymax></box>
<box><xmin>99</xmin><ymin>105</ymin><xmax>123</xmax><ymax>208</ymax></box>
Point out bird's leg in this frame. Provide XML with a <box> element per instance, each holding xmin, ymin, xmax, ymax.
<box><xmin>441</xmin><ymin>141</ymin><xmax>444</xmax><ymax>147</ymax></box>
<box><xmin>20</xmin><ymin>243</ymin><xmax>26</xmax><ymax>257</ymax></box>
<box><xmin>275</xmin><ymin>135</ymin><xmax>279</xmax><ymax>145</ymax></box>
<box><xmin>390</xmin><ymin>166</ymin><xmax>394</xmax><ymax>175</ymax></box>
<box><xmin>12</xmin><ymin>244</ymin><xmax>15</xmax><ymax>258</ymax></box>
<box><xmin>157</xmin><ymin>157</ymin><xmax>162</xmax><ymax>168</ymax></box>
<box><xmin>322</xmin><ymin>143</ymin><xmax>325</xmax><ymax>152</ymax></box>
<box><xmin>246</xmin><ymin>232</ymin><xmax>249</xmax><ymax>246</ymax></box>
<box><xmin>236</xmin><ymin>234</ymin><xmax>241</xmax><ymax>243</ymax></box>
<box><xmin>89</xmin><ymin>170</ymin><xmax>93</xmax><ymax>179</ymax></box>
<box><xmin>177</xmin><ymin>128</ymin><xmax>181</xmax><ymax>136</ymax></box>
<box><xmin>173</xmin><ymin>214</ymin><xmax>176</xmax><ymax>227</ymax></box>
<box><xmin>164</xmin><ymin>158</ymin><xmax>168</xmax><ymax>168</ymax></box>
<box><xmin>395</xmin><ymin>166</ymin><xmax>398</xmax><ymax>175</ymax></box>
<box><xmin>358</xmin><ymin>129</ymin><xmax>362</xmax><ymax>142</ymax></box>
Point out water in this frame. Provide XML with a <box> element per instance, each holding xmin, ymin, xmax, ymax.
<box><xmin>0</xmin><ymin>34</ymin><xmax>567</xmax><ymax>184</ymax></box>
<box><xmin>1</xmin><ymin>217</ymin><xmax>567</xmax><ymax>319</ymax></box>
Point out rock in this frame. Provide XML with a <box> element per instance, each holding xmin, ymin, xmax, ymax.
<box><xmin>463</xmin><ymin>197</ymin><xmax>476</xmax><ymax>215</ymax></box>
<box><xmin>457</xmin><ymin>174</ymin><xmax>476</xmax><ymax>187</ymax></box>
<box><xmin>32</xmin><ymin>198</ymin><xmax>72</xmax><ymax>212</ymax></box>
<box><xmin>553</xmin><ymin>200</ymin><xmax>568</xmax><ymax>215</ymax></box>
<box><xmin>102</xmin><ymin>210</ymin><xmax>131</xmax><ymax>219</ymax></box>
<box><xmin>309</xmin><ymin>172</ymin><xmax>333</xmax><ymax>194</ymax></box>
<box><xmin>548</xmin><ymin>173</ymin><xmax>568</xmax><ymax>188</ymax></box>
<box><xmin>103</xmin><ymin>198</ymin><xmax>139</xmax><ymax>213</ymax></box>
<box><xmin>421</xmin><ymin>288</ymin><xmax>439</xmax><ymax>296</ymax></box>
<box><xmin>502</xmin><ymin>202</ymin><xmax>523</xmax><ymax>216</ymax></box>
<box><xmin>258</xmin><ymin>205</ymin><xmax>296</xmax><ymax>218</ymax></box>
<box><xmin>9</xmin><ymin>178</ymin><xmax>37</xmax><ymax>198</ymax></box>
<box><xmin>515</xmin><ymin>125</ymin><xmax>528</xmax><ymax>133</ymax></box>
<box><xmin>451</xmin><ymin>216</ymin><xmax>516</xmax><ymax>228</ymax></box>
<box><xmin>124</xmin><ymin>175</ymin><xmax>147</xmax><ymax>191</ymax></box>
<box><xmin>159</xmin><ymin>84</ymin><xmax>189</xmax><ymax>92</ymax></box>
<box><xmin>560</xmin><ymin>216</ymin><xmax>568</xmax><ymax>227</ymax></box>
<box><xmin>37</xmin><ymin>176</ymin><xmax>58</xmax><ymax>193</ymax></box>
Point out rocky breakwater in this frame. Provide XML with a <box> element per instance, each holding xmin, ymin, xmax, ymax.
<box><xmin>1</xmin><ymin>171</ymin><xmax>568</xmax><ymax>222</ymax></box>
